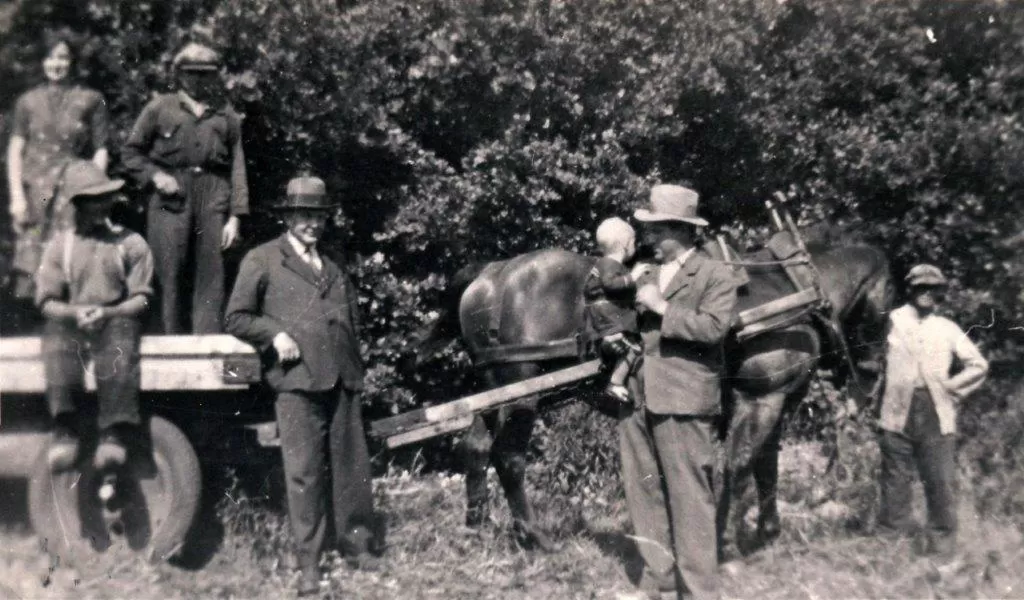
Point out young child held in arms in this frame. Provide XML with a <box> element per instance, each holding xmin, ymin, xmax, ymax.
<box><xmin>584</xmin><ymin>217</ymin><xmax>646</xmax><ymax>404</ymax></box>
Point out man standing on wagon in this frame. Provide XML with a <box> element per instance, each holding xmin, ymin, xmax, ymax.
<box><xmin>620</xmin><ymin>184</ymin><xmax>738</xmax><ymax>600</ymax></box>
<box><xmin>224</xmin><ymin>175</ymin><xmax>380</xmax><ymax>596</ymax></box>
<box><xmin>122</xmin><ymin>42</ymin><xmax>249</xmax><ymax>333</ymax></box>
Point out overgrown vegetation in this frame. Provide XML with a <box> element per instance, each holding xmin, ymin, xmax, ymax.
<box><xmin>1</xmin><ymin>0</ymin><xmax>1022</xmax><ymax>422</ymax></box>
<box><xmin>2</xmin><ymin>382</ymin><xmax>1021</xmax><ymax>598</ymax></box>
<box><xmin>1</xmin><ymin>3</ymin><xmax>1022</xmax><ymax>594</ymax></box>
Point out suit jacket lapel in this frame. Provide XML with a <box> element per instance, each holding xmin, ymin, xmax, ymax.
<box><xmin>662</xmin><ymin>253</ymin><xmax>702</xmax><ymax>300</ymax></box>
<box><xmin>278</xmin><ymin>234</ymin><xmax>322</xmax><ymax>287</ymax></box>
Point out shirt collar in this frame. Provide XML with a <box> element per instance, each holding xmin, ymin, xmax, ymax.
<box><xmin>286</xmin><ymin>232</ymin><xmax>317</xmax><ymax>257</ymax></box>
<box><xmin>177</xmin><ymin>90</ymin><xmax>224</xmax><ymax>118</ymax></box>
<box><xmin>670</xmin><ymin>247</ymin><xmax>696</xmax><ymax>268</ymax></box>
<box><xmin>75</xmin><ymin>218</ymin><xmax>120</xmax><ymax>238</ymax></box>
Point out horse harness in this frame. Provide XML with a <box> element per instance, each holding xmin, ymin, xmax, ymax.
<box><xmin>470</xmin><ymin>229</ymin><xmax>866</xmax><ymax>400</ymax></box>
<box><xmin>473</xmin><ymin>259</ymin><xmax>591</xmax><ymax>368</ymax></box>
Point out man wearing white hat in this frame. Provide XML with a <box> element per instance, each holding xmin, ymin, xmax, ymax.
<box><xmin>122</xmin><ymin>42</ymin><xmax>249</xmax><ymax>334</ymax></box>
<box><xmin>619</xmin><ymin>184</ymin><xmax>737</xmax><ymax>600</ymax></box>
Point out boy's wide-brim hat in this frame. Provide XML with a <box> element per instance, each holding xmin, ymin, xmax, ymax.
<box><xmin>271</xmin><ymin>176</ymin><xmax>339</xmax><ymax>211</ymax></box>
<box><xmin>61</xmin><ymin>161</ymin><xmax>125</xmax><ymax>203</ymax></box>
<box><xmin>905</xmin><ymin>264</ymin><xmax>948</xmax><ymax>287</ymax></box>
<box><xmin>634</xmin><ymin>184</ymin><xmax>709</xmax><ymax>227</ymax></box>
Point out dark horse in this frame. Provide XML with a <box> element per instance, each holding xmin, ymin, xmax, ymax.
<box><xmin>413</xmin><ymin>241</ymin><xmax>894</xmax><ymax>552</ymax></box>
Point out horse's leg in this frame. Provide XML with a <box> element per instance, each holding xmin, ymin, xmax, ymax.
<box><xmin>491</xmin><ymin>398</ymin><xmax>557</xmax><ymax>552</ymax></box>
<box><xmin>751</xmin><ymin>415</ymin><xmax>784</xmax><ymax>543</ymax></box>
<box><xmin>718</xmin><ymin>389</ymin><xmax>788</xmax><ymax>556</ymax></box>
<box><xmin>462</xmin><ymin>414</ymin><xmax>494</xmax><ymax>528</ymax></box>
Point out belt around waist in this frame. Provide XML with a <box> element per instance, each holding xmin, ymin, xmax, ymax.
<box><xmin>164</xmin><ymin>165</ymin><xmax>231</xmax><ymax>177</ymax></box>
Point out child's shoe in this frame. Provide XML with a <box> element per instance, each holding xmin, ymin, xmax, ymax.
<box><xmin>606</xmin><ymin>384</ymin><xmax>631</xmax><ymax>404</ymax></box>
<box><xmin>47</xmin><ymin>424</ymin><xmax>79</xmax><ymax>472</ymax></box>
<box><xmin>94</xmin><ymin>429</ymin><xmax>128</xmax><ymax>469</ymax></box>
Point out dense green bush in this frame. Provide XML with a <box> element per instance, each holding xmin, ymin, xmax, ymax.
<box><xmin>2</xmin><ymin>0</ymin><xmax>1022</xmax><ymax>429</ymax></box>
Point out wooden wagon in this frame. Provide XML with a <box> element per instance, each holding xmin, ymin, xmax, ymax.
<box><xmin>0</xmin><ymin>332</ymin><xmax>603</xmax><ymax>566</ymax></box>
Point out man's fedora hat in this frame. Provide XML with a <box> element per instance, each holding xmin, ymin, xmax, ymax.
<box><xmin>272</xmin><ymin>175</ymin><xmax>339</xmax><ymax>211</ymax></box>
<box><xmin>634</xmin><ymin>184</ymin><xmax>709</xmax><ymax>227</ymax></box>
<box><xmin>60</xmin><ymin>160</ymin><xmax>125</xmax><ymax>204</ymax></box>
<box><xmin>905</xmin><ymin>264</ymin><xmax>948</xmax><ymax>288</ymax></box>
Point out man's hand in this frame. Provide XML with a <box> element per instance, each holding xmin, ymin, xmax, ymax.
<box><xmin>152</xmin><ymin>171</ymin><xmax>180</xmax><ymax>196</ymax></box>
<box><xmin>76</xmin><ymin>306</ymin><xmax>107</xmax><ymax>332</ymax></box>
<box><xmin>221</xmin><ymin>215</ymin><xmax>240</xmax><ymax>250</ymax></box>
<box><xmin>942</xmin><ymin>379</ymin><xmax>963</xmax><ymax>402</ymax></box>
<box><xmin>9</xmin><ymin>192</ymin><xmax>30</xmax><ymax>234</ymax></box>
<box><xmin>630</xmin><ymin>262</ymin><xmax>653</xmax><ymax>282</ymax></box>
<box><xmin>636</xmin><ymin>284</ymin><xmax>668</xmax><ymax>315</ymax></box>
<box><xmin>272</xmin><ymin>332</ymin><xmax>301</xmax><ymax>363</ymax></box>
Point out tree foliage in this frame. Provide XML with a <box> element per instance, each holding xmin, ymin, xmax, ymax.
<box><xmin>2</xmin><ymin>0</ymin><xmax>1022</xmax><ymax>420</ymax></box>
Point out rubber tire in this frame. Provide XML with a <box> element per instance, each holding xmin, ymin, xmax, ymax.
<box><xmin>28</xmin><ymin>415</ymin><xmax>201</xmax><ymax>567</ymax></box>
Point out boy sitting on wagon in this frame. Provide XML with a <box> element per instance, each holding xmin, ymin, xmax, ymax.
<box><xmin>34</xmin><ymin>161</ymin><xmax>154</xmax><ymax>471</ymax></box>
<box><xmin>584</xmin><ymin>217</ymin><xmax>647</xmax><ymax>404</ymax></box>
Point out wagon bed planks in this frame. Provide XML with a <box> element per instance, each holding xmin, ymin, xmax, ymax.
<box><xmin>0</xmin><ymin>334</ymin><xmax>261</xmax><ymax>393</ymax></box>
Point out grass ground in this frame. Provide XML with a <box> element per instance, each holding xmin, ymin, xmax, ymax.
<box><xmin>1</xmin><ymin>437</ymin><xmax>1021</xmax><ymax>600</ymax></box>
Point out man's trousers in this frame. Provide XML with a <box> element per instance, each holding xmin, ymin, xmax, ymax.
<box><xmin>275</xmin><ymin>386</ymin><xmax>376</xmax><ymax>571</ymax></box>
<box><xmin>146</xmin><ymin>172</ymin><xmax>229</xmax><ymax>334</ymax></box>
<box><xmin>619</xmin><ymin>407</ymin><xmax>719</xmax><ymax>600</ymax></box>
<box><xmin>878</xmin><ymin>389</ymin><xmax>958</xmax><ymax>538</ymax></box>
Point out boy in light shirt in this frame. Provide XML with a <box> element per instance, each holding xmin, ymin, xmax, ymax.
<box><xmin>877</xmin><ymin>264</ymin><xmax>988</xmax><ymax>557</ymax></box>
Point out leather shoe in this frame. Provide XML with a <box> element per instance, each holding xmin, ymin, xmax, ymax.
<box><xmin>637</xmin><ymin>569</ymin><xmax>679</xmax><ymax>600</ymax></box>
<box><xmin>94</xmin><ymin>429</ymin><xmax>128</xmax><ymax>469</ymax></box>
<box><xmin>47</xmin><ymin>425</ymin><xmax>79</xmax><ymax>472</ymax></box>
<box><xmin>345</xmin><ymin>552</ymin><xmax>384</xmax><ymax>572</ymax></box>
<box><xmin>295</xmin><ymin>569</ymin><xmax>320</xmax><ymax>597</ymax></box>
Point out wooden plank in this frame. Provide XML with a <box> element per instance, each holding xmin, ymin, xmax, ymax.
<box><xmin>0</xmin><ymin>334</ymin><xmax>261</xmax><ymax>394</ymax></box>
<box><xmin>0</xmin><ymin>334</ymin><xmax>257</xmax><ymax>359</ymax></box>
<box><xmin>736</xmin><ymin>287</ymin><xmax>819</xmax><ymax>328</ymax></box>
<box><xmin>0</xmin><ymin>432</ymin><xmax>47</xmax><ymax>477</ymax></box>
<box><xmin>736</xmin><ymin>309</ymin><xmax>811</xmax><ymax>342</ymax></box>
<box><xmin>385</xmin><ymin>415</ymin><xmax>475</xmax><ymax>449</ymax></box>
<box><xmin>371</xmin><ymin>360</ymin><xmax>602</xmax><ymax>439</ymax></box>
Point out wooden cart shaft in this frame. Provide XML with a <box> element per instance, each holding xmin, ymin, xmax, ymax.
<box><xmin>372</xmin><ymin>359</ymin><xmax>602</xmax><ymax>449</ymax></box>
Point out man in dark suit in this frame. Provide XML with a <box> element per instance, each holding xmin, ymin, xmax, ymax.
<box><xmin>225</xmin><ymin>175</ymin><xmax>379</xmax><ymax>596</ymax></box>
<box><xmin>618</xmin><ymin>185</ymin><xmax>738</xmax><ymax>600</ymax></box>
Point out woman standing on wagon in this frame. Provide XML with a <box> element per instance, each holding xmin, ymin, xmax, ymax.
<box><xmin>6</xmin><ymin>31</ymin><xmax>110</xmax><ymax>302</ymax></box>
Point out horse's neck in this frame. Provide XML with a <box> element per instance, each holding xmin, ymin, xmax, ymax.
<box><xmin>813</xmin><ymin>245</ymin><xmax>890</xmax><ymax>321</ymax></box>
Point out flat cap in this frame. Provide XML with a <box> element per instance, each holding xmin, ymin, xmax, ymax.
<box><xmin>905</xmin><ymin>264</ymin><xmax>947</xmax><ymax>287</ymax></box>
<box><xmin>173</xmin><ymin>42</ymin><xmax>220</xmax><ymax>71</ymax></box>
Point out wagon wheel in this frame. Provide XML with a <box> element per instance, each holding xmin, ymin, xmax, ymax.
<box><xmin>28</xmin><ymin>415</ymin><xmax>201</xmax><ymax>568</ymax></box>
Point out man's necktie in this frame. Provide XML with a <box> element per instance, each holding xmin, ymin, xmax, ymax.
<box><xmin>304</xmin><ymin>247</ymin><xmax>322</xmax><ymax>273</ymax></box>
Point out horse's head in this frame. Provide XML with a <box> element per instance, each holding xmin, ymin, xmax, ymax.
<box><xmin>823</xmin><ymin>244</ymin><xmax>895</xmax><ymax>407</ymax></box>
